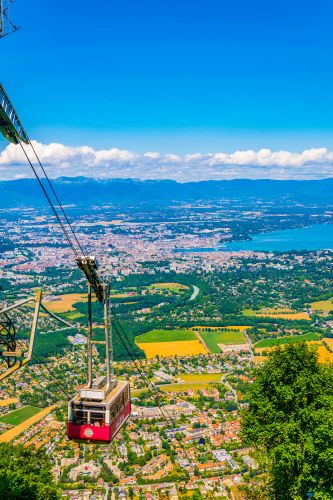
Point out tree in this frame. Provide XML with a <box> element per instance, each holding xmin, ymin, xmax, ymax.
<box><xmin>0</xmin><ymin>443</ymin><xmax>59</xmax><ymax>499</ymax></box>
<box><xmin>242</xmin><ymin>343</ymin><xmax>333</xmax><ymax>499</ymax></box>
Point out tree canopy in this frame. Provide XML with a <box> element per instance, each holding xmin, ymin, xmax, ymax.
<box><xmin>242</xmin><ymin>343</ymin><xmax>333</xmax><ymax>499</ymax></box>
<box><xmin>0</xmin><ymin>443</ymin><xmax>59</xmax><ymax>499</ymax></box>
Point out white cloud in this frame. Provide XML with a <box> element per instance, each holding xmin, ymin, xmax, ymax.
<box><xmin>1</xmin><ymin>141</ymin><xmax>333</xmax><ymax>181</ymax></box>
<box><xmin>143</xmin><ymin>151</ymin><xmax>160</xmax><ymax>159</ymax></box>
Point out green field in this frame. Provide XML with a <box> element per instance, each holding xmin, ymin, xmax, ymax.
<box><xmin>161</xmin><ymin>375</ymin><xmax>223</xmax><ymax>393</ymax></box>
<box><xmin>149</xmin><ymin>282</ymin><xmax>189</xmax><ymax>293</ymax></box>
<box><xmin>0</xmin><ymin>406</ymin><xmax>41</xmax><ymax>426</ymax></box>
<box><xmin>132</xmin><ymin>374</ymin><xmax>223</xmax><ymax>397</ymax></box>
<box><xmin>65</xmin><ymin>311</ymin><xmax>84</xmax><ymax>320</ymax></box>
<box><xmin>200</xmin><ymin>330</ymin><xmax>246</xmax><ymax>353</ymax></box>
<box><xmin>135</xmin><ymin>329</ymin><xmax>196</xmax><ymax>343</ymax></box>
<box><xmin>254</xmin><ymin>332</ymin><xmax>321</xmax><ymax>349</ymax></box>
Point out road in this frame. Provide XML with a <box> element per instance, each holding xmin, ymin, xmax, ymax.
<box><xmin>244</xmin><ymin>329</ymin><xmax>254</xmax><ymax>360</ymax></box>
<box><xmin>189</xmin><ymin>285</ymin><xmax>199</xmax><ymax>301</ymax></box>
<box><xmin>221</xmin><ymin>373</ymin><xmax>238</xmax><ymax>401</ymax></box>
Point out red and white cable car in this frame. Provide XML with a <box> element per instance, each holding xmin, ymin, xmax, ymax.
<box><xmin>67</xmin><ymin>278</ymin><xmax>131</xmax><ymax>443</ymax></box>
<box><xmin>68</xmin><ymin>378</ymin><xmax>131</xmax><ymax>443</ymax></box>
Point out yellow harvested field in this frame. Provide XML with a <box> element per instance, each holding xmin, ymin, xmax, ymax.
<box><xmin>254</xmin><ymin>340</ymin><xmax>333</xmax><ymax>364</ymax></box>
<box><xmin>244</xmin><ymin>308</ymin><xmax>310</xmax><ymax>320</ymax></box>
<box><xmin>317</xmin><ymin>346</ymin><xmax>333</xmax><ymax>363</ymax></box>
<box><xmin>277</xmin><ymin>313</ymin><xmax>309</xmax><ymax>320</ymax></box>
<box><xmin>225</xmin><ymin>326</ymin><xmax>249</xmax><ymax>331</ymax></box>
<box><xmin>0</xmin><ymin>398</ymin><xmax>18</xmax><ymax>407</ymax></box>
<box><xmin>254</xmin><ymin>347</ymin><xmax>271</xmax><ymax>355</ymax></box>
<box><xmin>137</xmin><ymin>340</ymin><xmax>207</xmax><ymax>359</ymax></box>
<box><xmin>253</xmin><ymin>355</ymin><xmax>266</xmax><ymax>364</ymax></box>
<box><xmin>254</xmin><ymin>341</ymin><xmax>322</xmax><ymax>356</ymax></box>
<box><xmin>42</xmin><ymin>293</ymin><xmax>95</xmax><ymax>313</ymax></box>
<box><xmin>257</xmin><ymin>312</ymin><xmax>310</xmax><ymax>320</ymax></box>
<box><xmin>323</xmin><ymin>338</ymin><xmax>333</xmax><ymax>349</ymax></box>
<box><xmin>310</xmin><ymin>298</ymin><xmax>333</xmax><ymax>313</ymax></box>
<box><xmin>150</xmin><ymin>282</ymin><xmax>189</xmax><ymax>292</ymax></box>
<box><xmin>0</xmin><ymin>404</ymin><xmax>58</xmax><ymax>443</ymax></box>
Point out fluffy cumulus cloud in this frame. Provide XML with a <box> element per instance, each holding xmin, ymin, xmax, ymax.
<box><xmin>1</xmin><ymin>141</ymin><xmax>333</xmax><ymax>181</ymax></box>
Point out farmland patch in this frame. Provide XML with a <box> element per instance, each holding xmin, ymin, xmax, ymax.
<box><xmin>243</xmin><ymin>307</ymin><xmax>310</xmax><ymax>320</ymax></box>
<box><xmin>136</xmin><ymin>340</ymin><xmax>207</xmax><ymax>359</ymax></box>
<box><xmin>0</xmin><ymin>406</ymin><xmax>41</xmax><ymax>426</ymax></box>
<box><xmin>136</xmin><ymin>329</ymin><xmax>196</xmax><ymax>343</ymax></box>
<box><xmin>254</xmin><ymin>332</ymin><xmax>321</xmax><ymax>349</ymax></box>
<box><xmin>199</xmin><ymin>329</ymin><xmax>247</xmax><ymax>353</ymax></box>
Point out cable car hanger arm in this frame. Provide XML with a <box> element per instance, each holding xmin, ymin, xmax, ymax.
<box><xmin>76</xmin><ymin>256</ymin><xmax>104</xmax><ymax>302</ymax></box>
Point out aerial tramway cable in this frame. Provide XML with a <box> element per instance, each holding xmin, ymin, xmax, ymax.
<box><xmin>23</xmin><ymin>136</ymin><xmax>86</xmax><ymax>257</ymax></box>
<box><xmin>111</xmin><ymin>312</ymin><xmax>175</xmax><ymax>427</ymax></box>
<box><xmin>18</xmin><ymin>135</ymin><xmax>176</xmax><ymax>429</ymax></box>
<box><xmin>0</xmin><ymin>12</ymin><xmax>176</xmax><ymax>438</ymax></box>
<box><xmin>13</xmin><ymin>334</ymin><xmax>70</xmax><ymax>400</ymax></box>
<box><xmin>18</xmin><ymin>141</ymin><xmax>80</xmax><ymax>259</ymax></box>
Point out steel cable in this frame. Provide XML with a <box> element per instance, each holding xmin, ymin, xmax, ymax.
<box><xmin>25</xmin><ymin>138</ymin><xmax>86</xmax><ymax>257</ymax></box>
<box><xmin>17</xmin><ymin>133</ymin><xmax>175</xmax><ymax>427</ymax></box>
<box><xmin>111</xmin><ymin>313</ymin><xmax>175</xmax><ymax>427</ymax></box>
<box><xmin>13</xmin><ymin>334</ymin><xmax>71</xmax><ymax>400</ymax></box>
<box><xmin>18</xmin><ymin>141</ymin><xmax>80</xmax><ymax>259</ymax></box>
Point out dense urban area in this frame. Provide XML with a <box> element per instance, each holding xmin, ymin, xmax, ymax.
<box><xmin>1</xmin><ymin>183</ymin><xmax>333</xmax><ymax>499</ymax></box>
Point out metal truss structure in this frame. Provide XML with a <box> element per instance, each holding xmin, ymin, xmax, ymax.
<box><xmin>0</xmin><ymin>291</ymin><xmax>74</xmax><ymax>381</ymax></box>
<box><xmin>0</xmin><ymin>0</ymin><xmax>20</xmax><ymax>38</ymax></box>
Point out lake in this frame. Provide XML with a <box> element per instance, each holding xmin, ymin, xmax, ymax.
<box><xmin>177</xmin><ymin>223</ymin><xmax>333</xmax><ymax>253</ymax></box>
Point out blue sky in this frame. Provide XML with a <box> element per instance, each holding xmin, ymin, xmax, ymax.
<box><xmin>2</xmin><ymin>0</ymin><xmax>333</xmax><ymax>181</ymax></box>
<box><xmin>1</xmin><ymin>0</ymin><xmax>333</xmax><ymax>151</ymax></box>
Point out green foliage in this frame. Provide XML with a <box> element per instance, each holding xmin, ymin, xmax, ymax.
<box><xmin>32</xmin><ymin>328</ymin><xmax>76</xmax><ymax>360</ymax></box>
<box><xmin>221</xmin><ymin>401</ymin><xmax>238</xmax><ymax>412</ymax></box>
<box><xmin>100</xmin><ymin>462</ymin><xmax>119</xmax><ymax>484</ymax></box>
<box><xmin>242</xmin><ymin>343</ymin><xmax>333</xmax><ymax>499</ymax></box>
<box><xmin>0</xmin><ymin>443</ymin><xmax>59</xmax><ymax>499</ymax></box>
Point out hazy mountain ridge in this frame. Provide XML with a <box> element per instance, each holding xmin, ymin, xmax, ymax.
<box><xmin>1</xmin><ymin>177</ymin><xmax>333</xmax><ymax>207</ymax></box>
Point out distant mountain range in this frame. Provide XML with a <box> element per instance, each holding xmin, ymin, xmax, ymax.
<box><xmin>1</xmin><ymin>177</ymin><xmax>333</xmax><ymax>208</ymax></box>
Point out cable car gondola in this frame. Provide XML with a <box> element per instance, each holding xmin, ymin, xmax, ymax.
<box><xmin>68</xmin><ymin>378</ymin><xmax>131</xmax><ymax>443</ymax></box>
<box><xmin>67</xmin><ymin>280</ymin><xmax>131</xmax><ymax>443</ymax></box>
<box><xmin>0</xmin><ymin>80</ymin><xmax>133</xmax><ymax>444</ymax></box>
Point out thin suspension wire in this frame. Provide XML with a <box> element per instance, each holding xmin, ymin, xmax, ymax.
<box><xmin>111</xmin><ymin>316</ymin><xmax>175</xmax><ymax>426</ymax></box>
<box><xmin>14</xmin><ymin>334</ymin><xmax>70</xmax><ymax>399</ymax></box>
<box><xmin>112</xmin><ymin>322</ymin><xmax>174</xmax><ymax>426</ymax></box>
<box><xmin>25</xmin><ymin>138</ymin><xmax>86</xmax><ymax>257</ymax></box>
<box><xmin>110</xmin><ymin>306</ymin><xmax>175</xmax><ymax>423</ymax></box>
<box><xmin>18</xmin><ymin>141</ymin><xmax>79</xmax><ymax>259</ymax></box>
<box><xmin>15</xmin><ymin>334</ymin><xmax>70</xmax><ymax>395</ymax></box>
<box><xmin>18</xmin><ymin>131</ymin><xmax>174</xmax><ymax>423</ymax></box>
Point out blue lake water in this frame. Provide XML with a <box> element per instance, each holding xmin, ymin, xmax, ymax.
<box><xmin>178</xmin><ymin>223</ymin><xmax>333</xmax><ymax>253</ymax></box>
